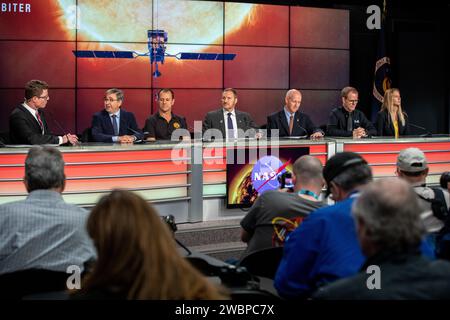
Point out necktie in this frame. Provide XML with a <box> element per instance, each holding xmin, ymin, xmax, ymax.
<box><xmin>289</xmin><ymin>114</ymin><xmax>294</xmax><ymax>135</ymax></box>
<box><xmin>111</xmin><ymin>114</ymin><xmax>119</xmax><ymax>136</ymax></box>
<box><xmin>347</xmin><ymin>113</ymin><xmax>353</xmax><ymax>132</ymax></box>
<box><xmin>35</xmin><ymin>111</ymin><xmax>44</xmax><ymax>133</ymax></box>
<box><xmin>227</xmin><ymin>112</ymin><xmax>235</xmax><ymax>139</ymax></box>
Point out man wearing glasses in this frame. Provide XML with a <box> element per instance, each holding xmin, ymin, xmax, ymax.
<box><xmin>326</xmin><ymin>86</ymin><xmax>376</xmax><ymax>138</ymax></box>
<box><xmin>91</xmin><ymin>88</ymin><xmax>143</xmax><ymax>143</ymax></box>
<box><xmin>9</xmin><ymin>80</ymin><xmax>79</xmax><ymax>145</ymax></box>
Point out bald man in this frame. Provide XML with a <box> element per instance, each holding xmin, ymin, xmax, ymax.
<box><xmin>267</xmin><ymin>89</ymin><xmax>323</xmax><ymax>139</ymax></box>
<box><xmin>314</xmin><ymin>178</ymin><xmax>450</xmax><ymax>300</ymax></box>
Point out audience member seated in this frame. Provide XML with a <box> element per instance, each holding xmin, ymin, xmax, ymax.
<box><xmin>313</xmin><ymin>178</ymin><xmax>450</xmax><ymax>299</ymax></box>
<box><xmin>395</xmin><ymin>148</ymin><xmax>449</xmax><ymax>250</ymax></box>
<box><xmin>274</xmin><ymin>152</ymin><xmax>371</xmax><ymax>299</ymax></box>
<box><xmin>0</xmin><ymin>146</ymin><xmax>96</xmax><ymax>299</ymax></box>
<box><xmin>375</xmin><ymin>88</ymin><xmax>410</xmax><ymax>138</ymax></box>
<box><xmin>71</xmin><ymin>190</ymin><xmax>228</xmax><ymax>299</ymax></box>
<box><xmin>91</xmin><ymin>88</ymin><xmax>143</xmax><ymax>143</ymax></box>
<box><xmin>240</xmin><ymin>155</ymin><xmax>326</xmax><ymax>259</ymax></box>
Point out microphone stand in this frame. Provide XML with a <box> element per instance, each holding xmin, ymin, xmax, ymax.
<box><xmin>409</xmin><ymin>123</ymin><xmax>432</xmax><ymax>137</ymax></box>
<box><xmin>126</xmin><ymin>127</ymin><xmax>144</xmax><ymax>142</ymax></box>
<box><xmin>45</xmin><ymin>110</ymin><xmax>81</xmax><ymax>145</ymax></box>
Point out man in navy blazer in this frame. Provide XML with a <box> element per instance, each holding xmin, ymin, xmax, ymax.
<box><xmin>91</xmin><ymin>88</ymin><xmax>143</xmax><ymax>143</ymax></box>
<box><xmin>267</xmin><ymin>89</ymin><xmax>324</xmax><ymax>139</ymax></box>
<box><xmin>202</xmin><ymin>88</ymin><xmax>259</xmax><ymax>140</ymax></box>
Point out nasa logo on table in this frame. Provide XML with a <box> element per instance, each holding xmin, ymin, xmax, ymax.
<box><xmin>251</xmin><ymin>155</ymin><xmax>285</xmax><ymax>193</ymax></box>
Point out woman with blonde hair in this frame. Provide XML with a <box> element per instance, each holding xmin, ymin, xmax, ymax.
<box><xmin>375</xmin><ymin>88</ymin><xmax>410</xmax><ymax>138</ymax></box>
<box><xmin>72</xmin><ymin>189</ymin><xmax>227</xmax><ymax>300</ymax></box>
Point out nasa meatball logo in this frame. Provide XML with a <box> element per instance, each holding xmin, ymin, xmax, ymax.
<box><xmin>251</xmin><ymin>156</ymin><xmax>286</xmax><ymax>193</ymax></box>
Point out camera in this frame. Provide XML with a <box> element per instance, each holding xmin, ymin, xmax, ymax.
<box><xmin>162</xmin><ymin>214</ymin><xmax>177</xmax><ymax>233</ymax></box>
<box><xmin>278</xmin><ymin>171</ymin><xmax>294</xmax><ymax>191</ymax></box>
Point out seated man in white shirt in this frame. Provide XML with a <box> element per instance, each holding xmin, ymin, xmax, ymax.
<box><xmin>9</xmin><ymin>79</ymin><xmax>78</xmax><ymax>145</ymax></box>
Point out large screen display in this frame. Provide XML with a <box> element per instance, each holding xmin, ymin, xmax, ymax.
<box><xmin>226</xmin><ymin>146</ymin><xmax>309</xmax><ymax>208</ymax></box>
<box><xmin>0</xmin><ymin>1</ymin><xmax>349</xmax><ymax>135</ymax></box>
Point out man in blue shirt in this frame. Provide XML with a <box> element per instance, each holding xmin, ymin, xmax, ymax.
<box><xmin>0</xmin><ymin>147</ymin><xmax>96</xmax><ymax>277</ymax></box>
<box><xmin>274</xmin><ymin>152</ymin><xmax>372</xmax><ymax>299</ymax></box>
<box><xmin>313</xmin><ymin>178</ymin><xmax>450</xmax><ymax>300</ymax></box>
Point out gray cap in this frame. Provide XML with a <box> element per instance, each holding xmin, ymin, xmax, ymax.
<box><xmin>397</xmin><ymin>148</ymin><xmax>428</xmax><ymax>172</ymax></box>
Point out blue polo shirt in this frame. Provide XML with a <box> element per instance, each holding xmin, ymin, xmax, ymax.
<box><xmin>274</xmin><ymin>195</ymin><xmax>365</xmax><ymax>299</ymax></box>
<box><xmin>274</xmin><ymin>194</ymin><xmax>435</xmax><ymax>299</ymax></box>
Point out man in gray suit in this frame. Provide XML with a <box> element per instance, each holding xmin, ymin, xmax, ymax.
<box><xmin>0</xmin><ymin>146</ymin><xmax>96</xmax><ymax>277</ymax></box>
<box><xmin>202</xmin><ymin>88</ymin><xmax>259</xmax><ymax>140</ymax></box>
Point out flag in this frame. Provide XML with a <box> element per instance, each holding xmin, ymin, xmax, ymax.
<box><xmin>371</xmin><ymin>0</ymin><xmax>392</xmax><ymax>122</ymax></box>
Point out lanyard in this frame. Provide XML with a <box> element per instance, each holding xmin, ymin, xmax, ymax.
<box><xmin>298</xmin><ymin>189</ymin><xmax>320</xmax><ymax>200</ymax></box>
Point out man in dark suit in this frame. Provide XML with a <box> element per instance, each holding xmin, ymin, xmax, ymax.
<box><xmin>202</xmin><ymin>88</ymin><xmax>259</xmax><ymax>140</ymax></box>
<box><xmin>9</xmin><ymin>80</ymin><xmax>78</xmax><ymax>145</ymax></box>
<box><xmin>326</xmin><ymin>86</ymin><xmax>377</xmax><ymax>138</ymax></box>
<box><xmin>91</xmin><ymin>88</ymin><xmax>143</xmax><ymax>143</ymax></box>
<box><xmin>267</xmin><ymin>89</ymin><xmax>324</xmax><ymax>139</ymax></box>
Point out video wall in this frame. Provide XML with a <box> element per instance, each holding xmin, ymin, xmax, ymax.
<box><xmin>0</xmin><ymin>0</ymin><xmax>349</xmax><ymax>134</ymax></box>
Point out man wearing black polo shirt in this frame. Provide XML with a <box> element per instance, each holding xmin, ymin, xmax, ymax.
<box><xmin>143</xmin><ymin>89</ymin><xmax>189</xmax><ymax>141</ymax></box>
<box><xmin>326</xmin><ymin>87</ymin><xmax>377</xmax><ymax>138</ymax></box>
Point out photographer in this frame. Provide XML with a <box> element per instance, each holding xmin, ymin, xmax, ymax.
<box><xmin>240</xmin><ymin>155</ymin><xmax>326</xmax><ymax>259</ymax></box>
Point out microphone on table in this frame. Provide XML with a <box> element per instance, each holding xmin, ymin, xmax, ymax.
<box><xmin>126</xmin><ymin>127</ymin><xmax>145</xmax><ymax>143</ymax></box>
<box><xmin>409</xmin><ymin>123</ymin><xmax>432</xmax><ymax>137</ymax></box>
<box><xmin>45</xmin><ymin>110</ymin><xmax>81</xmax><ymax>145</ymax></box>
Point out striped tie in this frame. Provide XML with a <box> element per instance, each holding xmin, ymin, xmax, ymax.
<box><xmin>36</xmin><ymin>111</ymin><xmax>44</xmax><ymax>133</ymax></box>
<box><xmin>111</xmin><ymin>114</ymin><xmax>119</xmax><ymax>136</ymax></box>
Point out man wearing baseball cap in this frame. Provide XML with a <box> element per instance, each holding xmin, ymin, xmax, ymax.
<box><xmin>396</xmin><ymin>148</ymin><xmax>450</xmax><ymax>259</ymax></box>
<box><xmin>396</xmin><ymin>148</ymin><xmax>449</xmax><ymax>234</ymax></box>
<box><xmin>275</xmin><ymin>152</ymin><xmax>372</xmax><ymax>299</ymax></box>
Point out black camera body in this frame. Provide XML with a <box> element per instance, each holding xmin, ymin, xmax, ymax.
<box><xmin>278</xmin><ymin>171</ymin><xmax>294</xmax><ymax>191</ymax></box>
<box><xmin>162</xmin><ymin>214</ymin><xmax>177</xmax><ymax>233</ymax></box>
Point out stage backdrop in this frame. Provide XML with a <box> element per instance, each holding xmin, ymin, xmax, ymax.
<box><xmin>0</xmin><ymin>0</ymin><xmax>349</xmax><ymax>134</ymax></box>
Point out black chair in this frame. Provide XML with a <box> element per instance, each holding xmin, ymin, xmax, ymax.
<box><xmin>238</xmin><ymin>246</ymin><xmax>284</xmax><ymax>279</ymax></box>
<box><xmin>22</xmin><ymin>290</ymin><xmax>69</xmax><ymax>300</ymax></box>
<box><xmin>80</xmin><ymin>127</ymin><xmax>92</xmax><ymax>143</ymax></box>
<box><xmin>0</xmin><ymin>131</ymin><xmax>10</xmax><ymax>145</ymax></box>
<box><xmin>230</xmin><ymin>288</ymin><xmax>280</xmax><ymax>300</ymax></box>
<box><xmin>0</xmin><ymin>269</ymin><xmax>69</xmax><ymax>299</ymax></box>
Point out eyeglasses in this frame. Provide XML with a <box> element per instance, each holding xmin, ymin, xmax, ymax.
<box><xmin>104</xmin><ymin>98</ymin><xmax>120</xmax><ymax>103</ymax></box>
<box><xmin>38</xmin><ymin>95</ymin><xmax>49</xmax><ymax>100</ymax></box>
<box><xmin>346</xmin><ymin>99</ymin><xmax>359</xmax><ymax>104</ymax></box>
